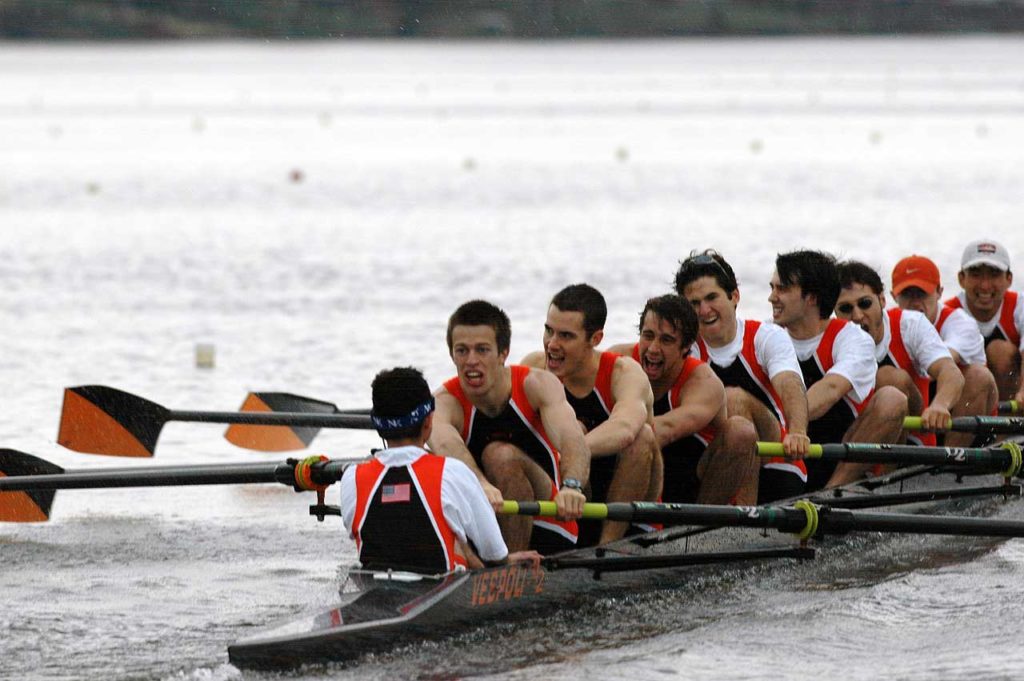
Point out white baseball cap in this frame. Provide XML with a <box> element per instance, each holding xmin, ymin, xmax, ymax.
<box><xmin>961</xmin><ymin>239</ymin><xmax>1011</xmax><ymax>272</ymax></box>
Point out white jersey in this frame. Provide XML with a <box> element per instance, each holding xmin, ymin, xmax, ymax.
<box><xmin>789</xmin><ymin>320</ymin><xmax>876</xmax><ymax>403</ymax></box>
<box><xmin>876</xmin><ymin>309</ymin><xmax>952</xmax><ymax>378</ymax></box>
<box><xmin>703</xmin><ymin>318</ymin><xmax>804</xmax><ymax>384</ymax></box>
<box><xmin>950</xmin><ymin>291</ymin><xmax>1024</xmax><ymax>351</ymax></box>
<box><xmin>340</xmin><ymin>445</ymin><xmax>508</xmax><ymax>563</ymax></box>
<box><xmin>936</xmin><ymin>306</ymin><xmax>987</xmax><ymax>366</ymax></box>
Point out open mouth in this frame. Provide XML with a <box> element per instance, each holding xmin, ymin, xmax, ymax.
<box><xmin>463</xmin><ymin>369</ymin><xmax>485</xmax><ymax>388</ymax></box>
<box><xmin>545</xmin><ymin>352</ymin><xmax>564</xmax><ymax>373</ymax></box>
<box><xmin>641</xmin><ymin>354</ymin><xmax>664</xmax><ymax>379</ymax></box>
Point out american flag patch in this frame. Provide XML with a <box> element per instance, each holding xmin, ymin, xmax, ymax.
<box><xmin>381</xmin><ymin>483</ymin><xmax>411</xmax><ymax>503</ymax></box>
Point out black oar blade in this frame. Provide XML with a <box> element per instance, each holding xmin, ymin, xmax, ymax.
<box><xmin>0</xmin><ymin>449</ymin><xmax>63</xmax><ymax>521</ymax></box>
<box><xmin>58</xmin><ymin>386</ymin><xmax>169</xmax><ymax>457</ymax></box>
<box><xmin>224</xmin><ymin>392</ymin><xmax>335</xmax><ymax>451</ymax></box>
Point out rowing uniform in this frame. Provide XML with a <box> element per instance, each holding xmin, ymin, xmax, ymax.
<box><xmin>944</xmin><ymin>291</ymin><xmax>1024</xmax><ymax>351</ymax></box>
<box><xmin>932</xmin><ymin>305</ymin><xmax>987</xmax><ymax>367</ymax></box>
<box><xmin>632</xmin><ymin>344</ymin><xmax>715</xmax><ymax>504</ymax></box>
<box><xmin>876</xmin><ymin>309</ymin><xmax>953</xmax><ymax>447</ymax></box>
<box><xmin>694</xmin><ymin>318</ymin><xmax>805</xmax><ymax>502</ymax></box>
<box><xmin>790</xmin><ymin>319</ymin><xmax>876</xmax><ymax>491</ymax></box>
<box><xmin>443</xmin><ymin>366</ymin><xmax>579</xmax><ymax>553</ymax></box>
<box><xmin>340</xmin><ymin>445</ymin><xmax>507</xmax><ymax>573</ymax></box>
<box><xmin>562</xmin><ymin>351</ymin><xmax>620</xmax><ymax>546</ymax></box>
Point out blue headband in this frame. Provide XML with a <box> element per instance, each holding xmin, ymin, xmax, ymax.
<box><xmin>371</xmin><ymin>397</ymin><xmax>435</xmax><ymax>433</ymax></box>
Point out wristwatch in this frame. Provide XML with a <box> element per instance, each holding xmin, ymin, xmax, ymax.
<box><xmin>561</xmin><ymin>478</ymin><xmax>584</xmax><ymax>494</ymax></box>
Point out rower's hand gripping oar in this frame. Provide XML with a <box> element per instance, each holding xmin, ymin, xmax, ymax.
<box><xmin>756</xmin><ymin>440</ymin><xmax>1024</xmax><ymax>480</ymax></box>
<box><xmin>224</xmin><ymin>392</ymin><xmax>370</xmax><ymax>452</ymax></box>
<box><xmin>58</xmin><ymin>386</ymin><xmax>375</xmax><ymax>457</ymax></box>
<box><xmin>903</xmin><ymin>415</ymin><xmax>1024</xmax><ymax>435</ymax></box>
<box><xmin>503</xmin><ymin>498</ymin><xmax>1024</xmax><ymax>540</ymax></box>
<box><xmin>0</xmin><ymin>448</ymin><xmax>354</xmax><ymax>522</ymax></box>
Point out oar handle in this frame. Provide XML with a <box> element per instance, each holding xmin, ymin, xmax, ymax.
<box><xmin>999</xmin><ymin>400</ymin><xmax>1020</xmax><ymax>415</ymax></box>
<box><xmin>757</xmin><ymin>442</ymin><xmax>824</xmax><ymax>458</ymax></box>
<box><xmin>903</xmin><ymin>416</ymin><xmax>951</xmax><ymax>432</ymax></box>
<box><xmin>501</xmin><ymin>500</ymin><xmax>609</xmax><ymax>520</ymax></box>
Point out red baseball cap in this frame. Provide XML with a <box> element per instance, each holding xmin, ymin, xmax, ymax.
<box><xmin>891</xmin><ymin>255</ymin><xmax>941</xmax><ymax>295</ymax></box>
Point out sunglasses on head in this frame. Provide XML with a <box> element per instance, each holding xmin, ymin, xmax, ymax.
<box><xmin>836</xmin><ymin>297</ymin><xmax>874</xmax><ymax>315</ymax></box>
<box><xmin>682</xmin><ymin>254</ymin><xmax>735</xmax><ymax>285</ymax></box>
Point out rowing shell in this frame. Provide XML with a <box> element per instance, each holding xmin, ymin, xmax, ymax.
<box><xmin>227</xmin><ymin>460</ymin><xmax>1023</xmax><ymax>670</ymax></box>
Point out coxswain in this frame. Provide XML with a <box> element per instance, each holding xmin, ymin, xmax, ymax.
<box><xmin>340</xmin><ymin>367</ymin><xmax>540</xmax><ymax>573</ymax></box>
<box><xmin>429</xmin><ymin>300</ymin><xmax>590</xmax><ymax>554</ymax></box>
<box><xmin>835</xmin><ymin>260</ymin><xmax>963</xmax><ymax>447</ymax></box>
<box><xmin>943</xmin><ymin>239</ymin><xmax>1023</xmax><ymax>404</ymax></box>
<box><xmin>608</xmin><ymin>294</ymin><xmax>760</xmax><ymax>506</ymax></box>
<box><xmin>890</xmin><ymin>254</ymin><xmax>998</xmax><ymax>446</ymax></box>
<box><xmin>674</xmin><ymin>250</ymin><xmax>810</xmax><ymax>503</ymax></box>
<box><xmin>521</xmin><ymin>283</ymin><xmax>660</xmax><ymax>545</ymax></box>
<box><xmin>769</xmin><ymin>250</ymin><xmax>906</xmax><ymax>490</ymax></box>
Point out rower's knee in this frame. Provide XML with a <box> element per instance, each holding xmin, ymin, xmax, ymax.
<box><xmin>868</xmin><ymin>385</ymin><xmax>909</xmax><ymax>420</ymax></box>
<box><xmin>481</xmin><ymin>442</ymin><xmax>521</xmax><ymax>478</ymax></box>
<box><xmin>876</xmin><ymin>365</ymin><xmax>920</xmax><ymax>404</ymax></box>
<box><xmin>721</xmin><ymin>415</ymin><xmax>757</xmax><ymax>454</ymax></box>
<box><xmin>986</xmin><ymin>341</ymin><xmax>1021</xmax><ymax>376</ymax></box>
<box><xmin>961</xmin><ymin>364</ymin><xmax>998</xmax><ymax>412</ymax></box>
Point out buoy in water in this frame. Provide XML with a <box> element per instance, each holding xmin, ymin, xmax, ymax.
<box><xmin>195</xmin><ymin>343</ymin><xmax>215</xmax><ymax>369</ymax></box>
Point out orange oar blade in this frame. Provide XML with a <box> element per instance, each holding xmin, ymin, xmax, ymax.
<box><xmin>0</xmin><ymin>449</ymin><xmax>62</xmax><ymax>522</ymax></box>
<box><xmin>57</xmin><ymin>386</ymin><xmax>169</xmax><ymax>457</ymax></box>
<box><xmin>224</xmin><ymin>393</ymin><xmax>335</xmax><ymax>452</ymax></box>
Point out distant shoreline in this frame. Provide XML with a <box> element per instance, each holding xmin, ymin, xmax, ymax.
<box><xmin>2</xmin><ymin>0</ymin><xmax>1023</xmax><ymax>41</ymax></box>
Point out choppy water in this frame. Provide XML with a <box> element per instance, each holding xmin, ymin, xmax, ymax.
<box><xmin>1</xmin><ymin>37</ymin><xmax>1024</xmax><ymax>680</ymax></box>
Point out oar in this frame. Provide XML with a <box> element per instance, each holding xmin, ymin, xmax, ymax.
<box><xmin>503</xmin><ymin>500</ymin><xmax>1024</xmax><ymax>539</ymax></box>
<box><xmin>999</xmin><ymin>400</ymin><xmax>1021</xmax><ymax>415</ymax></box>
<box><xmin>756</xmin><ymin>441</ymin><xmax>1024</xmax><ymax>478</ymax></box>
<box><xmin>0</xmin><ymin>449</ymin><xmax>354</xmax><ymax>522</ymax></box>
<box><xmin>903</xmin><ymin>415</ymin><xmax>1024</xmax><ymax>434</ymax></box>
<box><xmin>224</xmin><ymin>392</ymin><xmax>370</xmax><ymax>452</ymax></box>
<box><xmin>58</xmin><ymin>386</ymin><xmax>375</xmax><ymax>457</ymax></box>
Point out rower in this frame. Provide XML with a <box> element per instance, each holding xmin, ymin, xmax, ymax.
<box><xmin>608</xmin><ymin>294</ymin><xmax>759</xmax><ymax>506</ymax></box>
<box><xmin>340</xmin><ymin>367</ymin><xmax>539</xmax><ymax>573</ymax></box>
<box><xmin>943</xmin><ymin>239</ymin><xmax>1023</xmax><ymax>404</ymax></box>
<box><xmin>890</xmin><ymin>254</ymin><xmax>999</xmax><ymax>447</ymax></box>
<box><xmin>769</xmin><ymin>250</ymin><xmax>906</xmax><ymax>490</ymax></box>
<box><xmin>835</xmin><ymin>260</ymin><xmax>963</xmax><ymax>447</ymax></box>
<box><xmin>520</xmin><ymin>283</ymin><xmax>660</xmax><ymax>546</ymax></box>
<box><xmin>674</xmin><ymin>250</ymin><xmax>810</xmax><ymax>503</ymax></box>
<box><xmin>429</xmin><ymin>300</ymin><xmax>589</xmax><ymax>554</ymax></box>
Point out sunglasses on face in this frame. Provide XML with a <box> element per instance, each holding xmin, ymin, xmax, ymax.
<box><xmin>836</xmin><ymin>297</ymin><xmax>874</xmax><ymax>315</ymax></box>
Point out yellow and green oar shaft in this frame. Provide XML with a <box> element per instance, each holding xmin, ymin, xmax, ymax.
<box><xmin>501</xmin><ymin>498</ymin><xmax>1024</xmax><ymax>539</ymax></box>
<box><xmin>999</xmin><ymin>400</ymin><xmax>1021</xmax><ymax>415</ymax></box>
<box><xmin>902</xmin><ymin>415</ymin><xmax>1024</xmax><ymax>434</ymax></box>
<box><xmin>756</xmin><ymin>441</ymin><xmax>1023</xmax><ymax>477</ymax></box>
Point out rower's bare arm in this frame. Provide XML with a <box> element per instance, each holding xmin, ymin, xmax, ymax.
<box><xmin>947</xmin><ymin>347</ymin><xmax>965</xmax><ymax>365</ymax></box>
<box><xmin>771</xmin><ymin>370</ymin><xmax>810</xmax><ymax>457</ymax></box>
<box><xmin>653</xmin><ymin>365</ymin><xmax>724</xmax><ymax>449</ymax></box>
<box><xmin>585</xmin><ymin>357</ymin><xmax>653</xmax><ymax>457</ymax></box>
<box><xmin>606</xmin><ymin>342</ymin><xmax>634</xmax><ymax>357</ymax></box>
<box><xmin>524</xmin><ymin>369</ymin><xmax>588</xmax><ymax>518</ymax></box>
<box><xmin>519</xmin><ymin>350</ymin><xmax>547</xmax><ymax>369</ymax></box>
<box><xmin>806</xmin><ymin>374</ymin><xmax>853</xmax><ymax>422</ymax></box>
<box><xmin>429</xmin><ymin>390</ymin><xmax>502</xmax><ymax>506</ymax></box>
<box><xmin>923</xmin><ymin>357</ymin><xmax>964</xmax><ymax>429</ymax></box>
